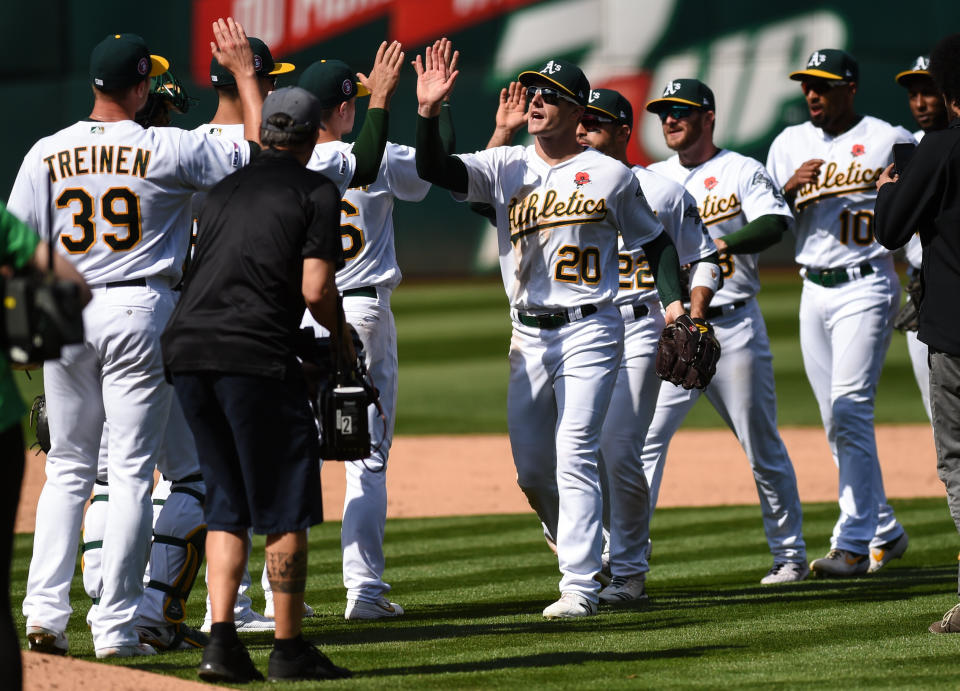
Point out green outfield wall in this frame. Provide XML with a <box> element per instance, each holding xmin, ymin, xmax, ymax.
<box><xmin>2</xmin><ymin>0</ymin><xmax>957</xmax><ymax>275</ymax></box>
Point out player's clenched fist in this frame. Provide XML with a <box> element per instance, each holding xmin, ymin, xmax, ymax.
<box><xmin>781</xmin><ymin>158</ymin><xmax>825</xmax><ymax>202</ymax></box>
<box><xmin>414</xmin><ymin>38</ymin><xmax>460</xmax><ymax>117</ymax></box>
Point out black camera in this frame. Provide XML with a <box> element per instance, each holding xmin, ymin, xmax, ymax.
<box><xmin>3</xmin><ymin>272</ymin><xmax>84</xmax><ymax>364</ymax></box>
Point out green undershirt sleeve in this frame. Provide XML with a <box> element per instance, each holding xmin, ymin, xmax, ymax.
<box><xmin>643</xmin><ymin>232</ymin><xmax>683</xmax><ymax>308</ymax></box>
<box><xmin>438</xmin><ymin>103</ymin><xmax>456</xmax><ymax>154</ymax></box>
<box><xmin>720</xmin><ymin>214</ymin><xmax>788</xmax><ymax>254</ymax></box>
<box><xmin>416</xmin><ymin>114</ymin><xmax>469</xmax><ymax>194</ymax></box>
<box><xmin>349</xmin><ymin>108</ymin><xmax>388</xmax><ymax>188</ymax></box>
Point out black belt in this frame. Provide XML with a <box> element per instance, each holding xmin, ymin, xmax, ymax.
<box><xmin>620</xmin><ymin>303</ymin><xmax>650</xmax><ymax>321</ymax></box>
<box><xmin>104</xmin><ymin>278</ymin><xmax>146</xmax><ymax>288</ymax></box>
<box><xmin>342</xmin><ymin>286</ymin><xmax>377</xmax><ymax>298</ymax></box>
<box><xmin>805</xmin><ymin>262</ymin><xmax>874</xmax><ymax>287</ymax></box>
<box><xmin>705</xmin><ymin>300</ymin><xmax>747</xmax><ymax>319</ymax></box>
<box><xmin>517</xmin><ymin>304</ymin><xmax>598</xmax><ymax>329</ymax></box>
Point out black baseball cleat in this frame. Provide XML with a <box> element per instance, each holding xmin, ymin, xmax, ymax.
<box><xmin>267</xmin><ymin>643</ymin><xmax>353</xmax><ymax>681</ymax></box>
<box><xmin>197</xmin><ymin>638</ymin><xmax>264</xmax><ymax>683</ymax></box>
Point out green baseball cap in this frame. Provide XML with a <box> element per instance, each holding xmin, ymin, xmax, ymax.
<box><xmin>645</xmin><ymin>79</ymin><xmax>715</xmax><ymax>113</ymax></box>
<box><xmin>518</xmin><ymin>58</ymin><xmax>590</xmax><ymax>106</ymax></box>
<box><xmin>90</xmin><ymin>33</ymin><xmax>168</xmax><ymax>90</ymax></box>
<box><xmin>585</xmin><ymin>88</ymin><xmax>633</xmax><ymax>125</ymax></box>
<box><xmin>210</xmin><ymin>37</ymin><xmax>295</xmax><ymax>87</ymax></box>
<box><xmin>790</xmin><ymin>49</ymin><xmax>858</xmax><ymax>82</ymax></box>
<box><xmin>895</xmin><ymin>55</ymin><xmax>931</xmax><ymax>86</ymax></box>
<box><xmin>298</xmin><ymin>59</ymin><xmax>371</xmax><ymax>108</ymax></box>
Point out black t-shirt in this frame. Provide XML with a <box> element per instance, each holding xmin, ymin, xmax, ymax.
<box><xmin>162</xmin><ymin>148</ymin><xmax>343</xmax><ymax>378</ymax></box>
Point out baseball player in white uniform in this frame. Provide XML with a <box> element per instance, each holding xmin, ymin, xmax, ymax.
<box><xmin>641</xmin><ymin>79</ymin><xmax>809</xmax><ymax>584</ymax></box>
<box><xmin>414</xmin><ymin>44</ymin><xmax>690</xmax><ymax>618</ymax></box>
<box><xmin>10</xmin><ymin>30</ymin><xmax>257</xmax><ymax>657</ymax></box>
<box><xmin>892</xmin><ymin>56</ymin><xmax>949</xmax><ymax>420</ymax></box>
<box><xmin>767</xmin><ymin>49</ymin><xmax>914</xmax><ymax>577</ymax></box>
<box><xmin>576</xmin><ymin>88</ymin><xmax>720</xmax><ymax>601</ymax></box>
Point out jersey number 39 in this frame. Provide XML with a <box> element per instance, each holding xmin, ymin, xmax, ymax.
<box><xmin>56</xmin><ymin>187</ymin><xmax>141</xmax><ymax>253</ymax></box>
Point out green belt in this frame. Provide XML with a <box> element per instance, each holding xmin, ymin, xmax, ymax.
<box><xmin>517</xmin><ymin>304</ymin><xmax>598</xmax><ymax>329</ymax></box>
<box><xmin>342</xmin><ymin>286</ymin><xmax>377</xmax><ymax>298</ymax></box>
<box><xmin>805</xmin><ymin>262</ymin><xmax>874</xmax><ymax>288</ymax></box>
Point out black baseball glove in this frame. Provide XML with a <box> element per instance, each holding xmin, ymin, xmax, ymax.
<box><xmin>655</xmin><ymin>315</ymin><xmax>722</xmax><ymax>390</ymax></box>
<box><xmin>29</xmin><ymin>394</ymin><xmax>50</xmax><ymax>454</ymax></box>
<box><xmin>892</xmin><ymin>274</ymin><xmax>921</xmax><ymax>332</ymax></box>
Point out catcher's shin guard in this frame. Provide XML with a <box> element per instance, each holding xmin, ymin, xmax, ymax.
<box><xmin>81</xmin><ymin>480</ymin><xmax>110</xmax><ymax>606</ymax></box>
<box><xmin>142</xmin><ymin>475</ymin><xmax>206</xmax><ymax>624</ymax></box>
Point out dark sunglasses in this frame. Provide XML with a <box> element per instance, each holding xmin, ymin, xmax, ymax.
<box><xmin>801</xmin><ymin>79</ymin><xmax>850</xmax><ymax>94</ymax></box>
<box><xmin>657</xmin><ymin>105</ymin><xmax>697</xmax><ymax>122</ymax></box>
<box><xmin>526</xmin><ymin>85</ymin><xmax>579</xmax><ymax>107</ymax></box>
<box><xmin>580</xmin><ymin>114</ymin><xmax>616</xmax><ymax>131</ymax></box>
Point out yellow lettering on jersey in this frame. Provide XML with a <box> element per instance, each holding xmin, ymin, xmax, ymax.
<box><xmin>507</xmin><ymin>191</ymin><xmax>608</xmax><ymax>243</ymax></box>
<box><xmin>57</xmin><ymin>151</ymin><xmax>73</xmax><ymax>180</ymax></box>
<box><xmin>700</xmin><ymin>193</ymin><xmax>741</xmax><ymax>225</ymax></box>
<box><xmin>116</xmin><ymin>146</ymin><xmax>132</xmax><ymax>175</ymax></box>
<box><xmin>795</xmin><ymin>160</ymin><xmax>883</xmax><ymax>210</ymax></box>
<box><xmin>43</xmin><ymin>155</ymin><xmax>57</xmax><ymax>183</ymax></box>
<box><xmin>74</xmin><ymin>147</ymin><xmax>89</xmax><ymax>175</ymax></box>
<box><xmin>99</xmin><ymin>146</ymin><xmax>114</xmax><ymax>174</ymax></box>
<box><xmin>132</xmin><ymin>149</ymin><xmax>151</xmax><ymax>178</ymax></box>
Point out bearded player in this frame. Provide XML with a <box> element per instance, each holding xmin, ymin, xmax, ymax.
<box><xmin>891</xmin><ymin>56</ymin><xmax>949</xmax><ymax>420</ymax></box>
<box><xmin>485</xmin><ymin>83</ymin><xmax>721</xmax><ymax>602</ymax></box>
<box><xmin>415</xmin><ymin>43</ymin><xmax>692</xmax><ymax>618</ymax></box>
<box><xmin>639</xmin><ymin>79</ymin><xmax>808</xmax><ymax>584</ymax></box>
<box><xmin>767</xmin><ymin>49</ymin><xmax>914</xmax><ymax>577</ymax></box>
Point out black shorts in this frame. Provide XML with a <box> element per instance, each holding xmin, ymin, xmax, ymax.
<box><xmin>172</xmin><ymin>369</ymin><xmax>323</xmax><ymax>534</ymax></box>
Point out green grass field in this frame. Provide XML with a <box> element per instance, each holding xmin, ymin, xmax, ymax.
<box><xmin>12</xmin><ymin>498</ymin><xmax>960</xmax><ymax>688</ymax></box>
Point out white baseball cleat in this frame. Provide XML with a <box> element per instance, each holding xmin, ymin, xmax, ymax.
<box><xmin>599</xmin><ymin>575</ymin><xmax>648</xmax><ymax>603</ymax></box>
<box><xmin>760</xmin><ymin>561</ymin><xmax>810</xmax><ymax>584</ymax></box>
<box><xmin>95</xmin><ymin>642</ymin><xmax>157</xmax><ymax>658</ymax></box>
<box><xmin>201</xmin><ymin>609</ymin><xmax>276</xmax><ymax>633</ymax></box>
<box><xmin>810</xmin><ymin>549</ymin><xmax>869</xmax><ymax>577</ymax></box>
<box><xmin>345</xmin><ymin>596</ymin><xmax>404</xmax><ymax>620</ymax></box>
<box><xmin>869</xmin><ymin>532</ymin><xmax>908</xmax><ymax>573</ymax></box>
<box><xmin>542</xmin><ymin>592</ymin><xmax>598</xmax><ymax>619</ymax></box>
<box><xmin>264</xmin><ymin>601</ymin><xmax>316</xmax><ymax>619</ymax></box>
<box><xmin>26</xmin><ymin>626</ymin><xmax>68</xmax><ymax>655</ymax></box>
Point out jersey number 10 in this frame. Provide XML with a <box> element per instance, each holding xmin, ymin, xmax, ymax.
<box><xmin>56</xmin><ymin>187</ymin><xmax>141</xmax><ymax>253</ymax></box>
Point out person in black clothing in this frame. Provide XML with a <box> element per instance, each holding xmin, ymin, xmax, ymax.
<box><xmin>162</xmin><ymin>87</ymin><xmax>355</xmax><ymax>682</ymax></box>
<box><xmin>874</xmin><ymin>33</ymin><xmax>960</xmax><ymax>635</ymax></box>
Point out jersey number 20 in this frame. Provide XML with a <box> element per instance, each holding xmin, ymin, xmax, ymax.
<box><xmin>56</xmin><ymin>187</ymin><xmax>141</xmax><ymax>253</ymax></box>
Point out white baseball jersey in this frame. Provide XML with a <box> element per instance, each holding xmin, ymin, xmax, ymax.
<box><xmin>905</xmin><ymin>129</ymin><xmax>925</xmax><ymax>269</ymax></box>
<box><xmin>615</xmin><ymin>165</ymin><xmax>714</xmax><ymax>306</ymax></box>
<box><xmin>455</xmin><ymin>145</ymin><xmax>664</xmax><ymax>311</ymax></box>
<box><xmin>332</xmin><ymin>142</ymin><xmax>430</xmax><ymax>291</ymax></box>
<box><xmin>7</xmin><ymin>120</ymin><xmax>249</xmax><ymax>285</ymax></box>
<box><xmin>190</xmin><ymin>122</ymin><xmax>245</xmax><ymax>219</ymax></box>
<box><xmin>650</xmin><ymin>150</ymin><xmax>792</xmax><ymax>306</ymax></box>
<box><xmin>307</xmin><ymin>139</ymin><xmax>359</xmax><ymax>197</ymax></box>
<box><xmin>766</xmin><ymin>116</ymin><xmax>914</xmax><ymax>268</ymax></box>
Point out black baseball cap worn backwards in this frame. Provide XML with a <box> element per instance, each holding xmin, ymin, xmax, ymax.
<box><xmin>790</xmin><ymin>49</ymin><xmax>859</xmax><ymax>82</ymax></box>
<box><xmin>645</xmin><ymin>79</ymin><xmax>715</xmax><ymax>113</ymax></box>
<box><xmin>895</xmin><ymin>55</ymin><xmax>931</xmax><ymax>86</ymax></box>
<box><xmin>90</xmin><ymin>33</ymin><xmax>168</xmax><ymax>90</ymax></box>
<box><xmin>586</xmin><ymin>88</ymin><xmax>633</xmax><ymax>125</ymax></box>
<box><xmin>210</xmin><ymin>37</ymin><xmax>295</xmax><ymax>86</ymax></box>
<box><xmin>298</xmin><ymin>60</ymin><xmax>371</xmax><ymax>109</ymax></box>
<box><xmin>518</xmin><ymin>58</ymin><xmax>590</xmax><ymax>106</ymax></box>
<box><xmin>261</xmin><ymin>87</ymin><xmax>323</xmax><ymax>136</ymax></box>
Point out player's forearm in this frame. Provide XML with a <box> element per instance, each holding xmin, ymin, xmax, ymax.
<box><xmin>719</xmin><ymin>215</ymin><xmax>788</xmax><ymax>254</ymax></box>
<box><xmin>688</xmin><ymin>287</ymin><xmax>712</xmax><ymax>320</ymax></box>
<box><xmin>642</xmin><ymin>232</ymin><xmax>683</xmax><ymax>308</ymax></box>
<box><xmin>486</xmin><ymin>125</ymin><xmax>520</xmax><ymax>149</ymax></box>
<box><xmin>415</xmin><ymin>114</ymin><xmax>469</xmax><ymax>193</ymax></box>
<box><xmin>235</xmin><ymin>74</ymin><xmax>263</xmax><ymax>146</ymax></box>
<box><xmin>438</xmin><ymin>103</ymin><xmax>456</xmax><ymax>154</ymax></box>
<box><xmin>349</xmin><ymin>109</ymin><xmax>389</xmax><ymax>188</ymax></box>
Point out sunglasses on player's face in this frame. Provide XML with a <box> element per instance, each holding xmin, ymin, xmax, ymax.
<box><xmin>657</xmin><ymin>104</ymin><xmax>698</xmax><ymax>122</ymax></box>
<box><xmin>580</xmin><ymin>113</ymin><xmax>616</xmax><ymax>131</ymax></box>
<box><xmin>801</xmin><ymin>79</ymin><xmax>850</xmax><ymax>95</ymax></box>
<box><xmin>526</xmin><ymin>85</ymin><xmax>580</xmax><ymax>107</ymax></box>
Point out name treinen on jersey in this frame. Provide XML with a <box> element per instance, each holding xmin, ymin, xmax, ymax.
<box><xmin>795</xmin><ymin>160</ymin><xmax>883</xmax><ymax>209</ymax></box>
<box><xmin>507</xmin><ymin>189</ymin><xmax>607</xmax><ymax>242</ymax></box>
<box><xmin>43</xmin><ymin>145</ymin><xmax>152</xmax><ymax>183</ymax></box>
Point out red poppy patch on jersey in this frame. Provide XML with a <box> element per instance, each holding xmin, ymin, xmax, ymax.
<box><xmin>574</xmin><ymin>171</ymin><xmax>590</xmax><ymax>187</ymax></box>
<box><xmin>704</xmin><ymin>176</ymin><xmax>718</xmax><ymax>190</ymax></box>
<box><xmin>851</xmin><ymin>144</ymin><xmax>865</xmax><ymax>157</ymax></box>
